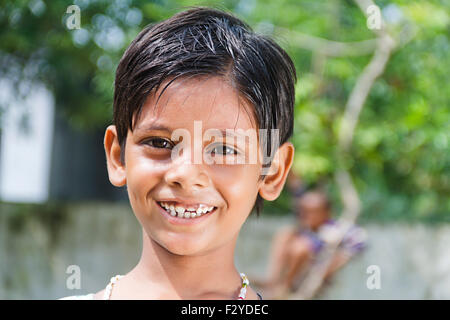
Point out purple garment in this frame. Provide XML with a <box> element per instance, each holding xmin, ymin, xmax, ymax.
<box><xmin>298</xmin><ymin>219</ymin><xmax>367</xmax><ymax>255</ymax></box>
<box><xmin>297</xmin><ymin>228</ymin><xmax>324</xmax><ymax>254</ymax></box>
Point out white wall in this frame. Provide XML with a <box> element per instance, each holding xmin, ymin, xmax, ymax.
<box><xmin>0</xmin><ymin>81</ymin><xmax>54</xmax><ymax>203</ymax></box>
<box><xmin>1</xmin><ymin>204</ymin><xmax>449</xmax><ymax>299</ymax></box>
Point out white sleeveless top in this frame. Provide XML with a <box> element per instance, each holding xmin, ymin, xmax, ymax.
<box><xmin>59</xmin><ymin>293</ymin><xmax>95</xmax><ymax>300</ymax></box>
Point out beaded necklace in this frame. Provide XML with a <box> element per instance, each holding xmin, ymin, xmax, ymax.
<box><xmin>103</xmin><ymin>273</ymin><xmax>250</xmax><ymax>300</ymax></box>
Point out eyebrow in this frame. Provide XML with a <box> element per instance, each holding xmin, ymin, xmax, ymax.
<box><xmin>134</xmin><ymin>123</ymin><xmax>172</xmax><ymax>134</ymax></box>
<box><xmin>135</xmin><ymin>124</ymin><xmax>252</xmax><ymax>138</ymax></box>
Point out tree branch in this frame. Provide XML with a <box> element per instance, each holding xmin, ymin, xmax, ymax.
<box><xmin>289</xmin><ymin>0</ymin><xmax>398</xmax><ymax>300</ymax></box>
<box><xmin>274</xmin><ymin>26</ymin><xmax>378</xmax><ymax>57</ymax></box>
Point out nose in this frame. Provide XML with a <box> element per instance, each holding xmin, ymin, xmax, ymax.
<box><xmin>164</xmin><ymin>156</ymin><xmax>210</xmax><ymax>192</ymax></box>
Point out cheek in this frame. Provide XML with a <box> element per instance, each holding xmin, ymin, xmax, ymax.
<box><xmin>125</xmin><ymin>150</ymin><xmax>169</xmax><ymax>208</ymax></box>
<box><xmin>211</xmin><ymin>164</ymin><xmax>261</xmax><ymax>214</ymax></box>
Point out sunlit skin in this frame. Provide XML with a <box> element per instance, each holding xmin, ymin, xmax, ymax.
<box><xmin>102</xmin><ymin>76</ymin><xmax>294</xmax><ymax>299</ymax></box>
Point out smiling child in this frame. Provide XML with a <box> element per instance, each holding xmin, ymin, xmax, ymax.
<box><xmin>61</xmin><ymin>6</ymin><xmax>296</xmax><ymax>300</ymax></box>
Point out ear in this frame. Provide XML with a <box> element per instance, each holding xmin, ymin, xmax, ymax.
<box><xmin>104</xmin><ymin>125</ymin><xmax>126</xmax><ymax>187</ymax></box>
<box><xmin>258</xmin><ymin>142</ymin><xmax>295</xmax><ymax>201</ymax></box>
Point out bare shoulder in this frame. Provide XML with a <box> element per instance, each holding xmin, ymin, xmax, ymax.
<box><xmin>93</xmin><ymin>289</ymin><xmax>105</xmax><ymax>300</ymax></box>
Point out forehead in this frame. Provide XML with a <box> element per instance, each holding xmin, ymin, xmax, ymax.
<box><xmin>297</xmin><ymin>195</ymin><xmax>327</xmax><ymax>211</ymax></box>
<box><xmin>134</xmin><ymin>76</ymin><xmax>257</xmax><ymax>132</ymax></box>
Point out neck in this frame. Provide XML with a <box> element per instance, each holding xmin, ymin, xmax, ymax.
<box><xmin>128</xmin><ymin>228</ymin><xmax>242</xmax><ymax>299</ymax></box>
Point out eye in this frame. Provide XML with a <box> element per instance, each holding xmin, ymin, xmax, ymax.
<box><xmin>209</xmin><ymin>144</ymin><xmax>238</xmax><ymax>156</ymax></box>
<box><xmin>143</xmin><ymin>137</ymin><xmax>174</xmax><ymax>149</ymax></box>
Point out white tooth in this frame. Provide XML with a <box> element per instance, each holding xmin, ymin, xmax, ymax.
<box><xmin>177</xmin><ymin>210</ymin><xmax>184</xmax><ymax>218</ymax></box>
<box><xmin>208</xmin><ymin>206</ymin><xmax>214</xmax><ymax>212</ymax></box>
<box><xmin>196</xmin><ymin>207</ymin><xmax>202</xmax><ymax>214</ymax></box>
<box><xmin>170</xmin><ymin>209</ymin><xmax>176</xmax><ymax>216</ymax></box>
<box><xmin>175</xmin><ymin>206</ymin><xmax>185</xmax><ymax>214</ymax></box>
<box><xmin>187</xmin><ymin>207</ymin><xmax>195</xmax><ymax>211</ymax></box>
<box><xmin>184</xmin><ymin>212</ymin><xmax>191</xmax><ymax>218</ymax></box>
<box><xmin>191</xmin><ymin>212</ymin><xmax>197</xmax><ymax>218</ymax></box>
<box><xmin>169</xmin><ymin>205</ymin><xmax>175</xmax><ymax>211</ymax></box>
<box><xmin>196</xmin><ymin>211</ymin><xmax>202</xmax><ymax>216</ymax></box>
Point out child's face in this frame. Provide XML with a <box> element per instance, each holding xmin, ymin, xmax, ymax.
<box><xmin>121</xmin><ymin>77</ymin><xmax>264</xmax><ymax>255</ymax></box>
<box><xmin>296</xmin><ymin>196</ymin><xmax>330</xmax><ymax>231</ymax></box>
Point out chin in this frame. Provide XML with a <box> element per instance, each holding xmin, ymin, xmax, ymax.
<box><xmin>165</xmin><ymin>242</ymin><xmax>209</xmax><ymax>256</ymax></box>
<box><xmin>155</xmin><ymin>232</ymin><xmax>211</xmax><ymax>256</ymax></box>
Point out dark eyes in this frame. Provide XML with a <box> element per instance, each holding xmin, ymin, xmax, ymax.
<box><xmin>143</xmin><ymin>138</ymin><xmax>238</xmax><ymax>155</ymax></box>
<box><xmin>208</xmin><ymin>145</ymin><xmax>238</xmax><ymax>156</ymax></box>
<box><xmin>143</xmin><ymin>137</ymin><xmax>174</xmax><ymax>149</ymax></box>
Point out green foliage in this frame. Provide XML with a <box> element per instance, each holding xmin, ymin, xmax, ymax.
<box><xmin>0</xmin><ymin>0</ymin><xmax>448</xmax><ymax>221</ymax></box>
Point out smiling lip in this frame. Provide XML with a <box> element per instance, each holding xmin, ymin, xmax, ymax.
<box><xmin>155</xmin><ymin>200</ymin><xmax>217</xmax><ymax>225</ymax></box>
<box><xmin>157</xmin><ymin>199</ymin><xmax>216</xmax><ymax>210</ymax></box>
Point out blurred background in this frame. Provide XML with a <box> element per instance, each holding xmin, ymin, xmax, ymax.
<box><xmin>0</xmin><ymin>0</ymin><xmax>449</xmax><ymax>299</ymax></box>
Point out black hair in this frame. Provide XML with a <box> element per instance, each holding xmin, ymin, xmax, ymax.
<box><xmin>113</xmin><ymin>6</ymin><xmax>297</xmax><ymax>215</ymax></box>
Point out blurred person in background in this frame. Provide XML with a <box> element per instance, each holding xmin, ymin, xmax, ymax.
<box><xmin>254</xmin><ymin>172</ymin><xmax>367</xmax><ymax>299</ymax></box>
